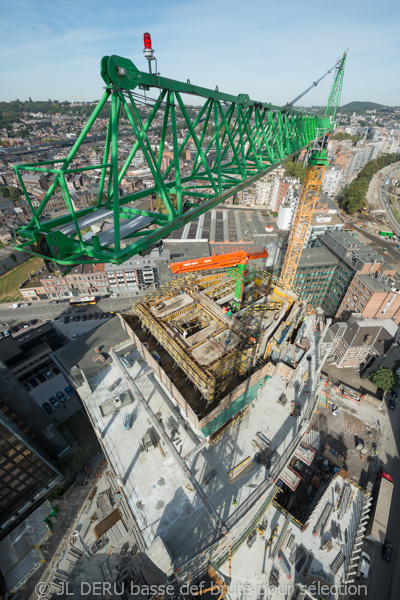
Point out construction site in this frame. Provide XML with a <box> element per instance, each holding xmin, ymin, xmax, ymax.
<box><xmin>6</xmin><ymin>41</ymin><xmax>377</xmax><ymax>600</ymax></box>
<box><xmin>33</xmin><ymin>296</ymin><xmax>368</xmax><ymax>600</ymax></box>
<box><xmin>123</xmin><ymin>252</ymin><xmax>306</xmax><ymax>437</ymax></box>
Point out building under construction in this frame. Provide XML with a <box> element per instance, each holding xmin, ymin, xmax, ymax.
<box><xmin>123</xmin><ymin>265</ymin><xmax>305</xmax><ymax>438</ymax></box>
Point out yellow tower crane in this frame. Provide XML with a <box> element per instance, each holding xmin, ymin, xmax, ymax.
<box><xmin>279</xmin><ymin>52</ymin><xmax>347</xmax><ymax>288</ymax></box>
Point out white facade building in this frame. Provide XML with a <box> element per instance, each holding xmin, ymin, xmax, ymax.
<box><xmin>322</xmin><ymin>166</ymin><xmax>343</xmax><ymax>197</ymax></box>
<box><xmin>277</xmin><ymin>192</ymin><xmax>298</xmax><ymax>230</ymax></box>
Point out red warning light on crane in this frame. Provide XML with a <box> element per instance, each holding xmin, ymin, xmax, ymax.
<box><xmin>143</xmin><ymin>33</ymin><xmax>152</xmax><ymax>50</ymax></box>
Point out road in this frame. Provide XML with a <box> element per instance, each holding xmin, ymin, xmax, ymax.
<box><xmin>367</xmin><ymin>162</ymin><xmax>400</xmax><ymax>236</ymax></box>
<box><xmin>0</xmin><ymin>296</ymin><xmax>133</xmax><ymax>327</ymax></box>
<box><xmin>351</xmin><ymin>224</ymin><xmax>400</xmax><ymax>270</ymax></box>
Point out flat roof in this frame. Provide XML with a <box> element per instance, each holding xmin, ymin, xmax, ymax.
<box><xmin>3</xmin><ymin>547</ymin><xmax>44</xmax><ymax>592</ymax></box>
<box><xmin>0</xmin><ymin>500</ymin><xmax>52</xmax><ymax>575</ymax></box>
<box><xmin>78</xmin><ymin>315</ymin><xmax>328</xmax><ymax>563</ymax></box>
<box><xmin>298</xmin><ymin>246</ymin><xmax>340</xmax><ymax>269</ymax></box>
<box><xmin>53</xmin><ymin>317</ymin><xmax>130</xmax><ymax>381</ymax></box>
<box><xmin>358</xmin><ymin>273</ymin><xmax>396</xmax><ymax>292</ymax></box>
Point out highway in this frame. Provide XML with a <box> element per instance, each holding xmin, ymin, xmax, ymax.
<box><xmin>367</xmin><ymin>162</ymin><xmax>400</xmax><ymax>236</ymax></box>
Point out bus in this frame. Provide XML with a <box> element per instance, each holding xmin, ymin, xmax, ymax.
<box><xmin>379</xmin><ymin>231</ymin><xmax>394</xmax><ymax>238</ymax></box>
<box><xmin>69</xmin><ymin>296</ymin><xmax>98</xmax><ymax>307</ymax></box>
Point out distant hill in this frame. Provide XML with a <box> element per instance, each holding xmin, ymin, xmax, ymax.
<box><xmin>340</xmin><ymin>101</ymin><xmax>385</xmax><ymax>113</ymax></box>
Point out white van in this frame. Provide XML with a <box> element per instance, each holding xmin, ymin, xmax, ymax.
<box><xmin>359</xmin><ymin>551</ymin><xmax>370</xmax><ymax>579</ymax></box>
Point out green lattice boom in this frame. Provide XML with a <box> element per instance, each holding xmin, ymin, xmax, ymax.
<box><xmin>12</xmin><ymin>52</ymin><xmax>346</xmax><ymax>271</ymax></box>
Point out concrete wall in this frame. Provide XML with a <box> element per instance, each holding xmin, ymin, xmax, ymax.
<box><xmin>119</xmin><ymin>317</ymin><xmax>201</xmax><ymax>430</ymax></box>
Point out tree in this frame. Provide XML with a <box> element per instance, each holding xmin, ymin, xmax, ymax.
<box><xmin>284</xmin><ymin>161</ymin><xmax>306</xmax><ymax>184</ymax></box>
<box><xmin>369</xmin><ymin>367</ymin><xmax>399</xmax><ymax>392</ymax></box>
<box><xmin>8</xmin><ymin>187</ymin><xmax>22</xmax><ymax>201</ymax></box>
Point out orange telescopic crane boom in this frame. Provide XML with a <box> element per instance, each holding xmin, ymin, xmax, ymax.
<box><xmin>169</xmin><ymin>249</ymin><xmax>268</xmax><ymax>274</ymax></box>
<box><xmin>169</xmin><ymin>248</ymin><xmax>268</xmax><ymax>311</ymax></box>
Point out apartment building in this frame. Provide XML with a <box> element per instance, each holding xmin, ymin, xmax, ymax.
<box><xmin>305</xmin><ymin>214</ymin><xmax>344</xmax><ymax>247</ymax></box>
<box><xmin>336</xmin><ymin>273</ymin><xmax>400</xmax><ymax>325</ymax></box>
<box><xmin>280</xmin><ymin>231</ymin><xmax>393</xmax><ymax>318</ymax></box>
<box><xmin>20</xmin><ymin>249</ymin><xmax>168</xmax><ymax>300</ymax></box>
<box><xmin>322</xmin><ymin>315</ymin><xmax>397</xmax><ymax>369</ymax></box>
<box><xmin>321</xmin><ymin>166</ymin><xmax>343</xmax><ymax>197</ymax></box>
<box><xmin>291</xmin><ymin>246</ymin><xmax>354</xmax><ymax>317</ymax></box>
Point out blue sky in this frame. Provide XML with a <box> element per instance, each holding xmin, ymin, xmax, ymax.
<box><xmin>1</xmin><ymin>0</ymin><xmax>399</xmax><ymax>106</ymax></box>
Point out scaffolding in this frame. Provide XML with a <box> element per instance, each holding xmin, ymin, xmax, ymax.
<box><xmin>129</xmin><ymin>269</ymin><xmax>302</xmax><ymax>412</ymax></box>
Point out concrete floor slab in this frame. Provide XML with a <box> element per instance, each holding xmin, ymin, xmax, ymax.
<box><xmin>150</xmin><ymin>293</ymin><xmax>195</xmax><ymax>319</ymax></box>
<box><xmin>184</xmin><ymin>321</ymin><xmax>221</xmax><ymax>348</ymax></box>
<box><xmin>219</xmin><ymin>475</ymin><xmax>366</xmax><ymax>599</ymax></box>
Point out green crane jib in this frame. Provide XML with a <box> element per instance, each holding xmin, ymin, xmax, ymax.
<box><xmin>12</xmin><ymin>34</ymin><xmax>346</xmax><ymax>272</ymax></box>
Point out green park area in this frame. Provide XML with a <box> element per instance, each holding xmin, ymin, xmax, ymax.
<box><xmin>0</xmin><ymin>256</ymin><xmax>43</xmax><ymax>302</ymax></box>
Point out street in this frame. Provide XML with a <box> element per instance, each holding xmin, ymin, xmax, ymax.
<box><xmin>0</xmin><ymin>295</ymin><xmax>133</xmax><ymax>328</ymax></box>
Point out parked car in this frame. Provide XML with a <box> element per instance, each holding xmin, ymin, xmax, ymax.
<box><xmin>53</xmin><ymin>317</ymin><xmax>61</xmax><ymax>322</ymax></box>
<box><xmin>389</xmin><ymin>397</ymin><xmax>397</xmax><ymax>410</ymax></box>
<box><xmin>74</xmin><ymin>315</ymin><xmax>81</xmax><ymax>322</ymax></box>
<box><xmin>49</xmin><ymin>300</ymin><xmax>58</xmax><ymax>305</ymax></box>
<box><xmin>37</xmin><ymin>373</ymin><xmax>46</xmax><ymax>383</ymax></box>
<box><xmin>378</xmin><ymin>469</ymin><xmax>393</xmax><ymax>483</ymax></box>
<box><xmin>42</xmin><ymin>402</ymin><xmax>53</xmax><ymax>414</ymax></box>
<box><xmin>56</xmin><ymin>391</ymin><xmax>66</xmax><ymax>402</ymax></box>
<box><xmin>110</xmin><ymin>293</ymin><xmax>118</xmax><ymax>298</ymax></box>
<box><xmin>29</xmin><ymin>377</ymin><xmax>38</xmax><ymax>387</ymax></box>
<box><xmin>23</xmin><ymin>382</ymin><xmax>30</xmax><ymax>392</ymax></box>
<box><xmin>392</xmin><ymin>388</ymin><xmax>398</xmax><ymax>399</ymax></box>
<box><xmin>87</xmin><ymin>313</ymin><xmax>93</xmax><ymax>320</ymax></box>
<box><xmin>383</xmin><ymin>540</ymin><xmax>393</xmax><ymax>562</ymax></box>
<box><xmin>69</xmin><ymin>316</ymin><xmax>74</xmax><ymax>321</ymax></box>
<box><xmin>64</xmin><ymin>317</ymin><xmax>69</xmax><ymax>324</ymax></box>
<box><xmin>20</xmin><ymin>303</ymin><xmax>30</xmax><ymax>307</ymax></box>
<box><xmin>49</xmin><ymin>396</ymin><xmax>59</xmax><ymax>407</ymax></box>
<box><xmin>52</xmin><ymin>366</ymin><xmax>60</xmax><ymax>375</ymax></box>
<box><xmin>10</xmin><ymin>303</ymin><xmax>20</xmax><ymax>309</ymax></box>
<box><xmin>65</xmin><ymin>386</ymin><xmax>74</xmax><ymax>397</ymax></box>
<box><xmin>72</xmin><ymin>333</ymin><xmax>78</xmax><ymax>340</ymax></box>
<box><xmin>359</xmin><ymin>551</ymin><xmax>370</xmax><ymax>579</ymax></box>
<box><xmin>28</xmin><ymin>319</ymin><xmax>37</xmax><ymax>325</ymax></box>
<box><xmin>101</xmin><ymin>313</ymin><xmax>107</xmax><ymax>319</ymax></box>
<box><xmin>93</xmin><ymin>313</ymin><xmax>98</xmax><ymax>320</ymax></box>
<box><xmin>45</xmin><ymin>370</ymin><xmax>53</xmax><ymax>379</ymax></box>
<box><xmin>81</xmin><ymin>315</ymin><xmax>87</xmax><ymax>321</ymax></box>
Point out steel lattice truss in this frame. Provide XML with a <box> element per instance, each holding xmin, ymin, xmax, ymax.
<box><xmin>13</xmin><ymin>53</ymin><xmax>340</xmax><ymax>271</ymax></box>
